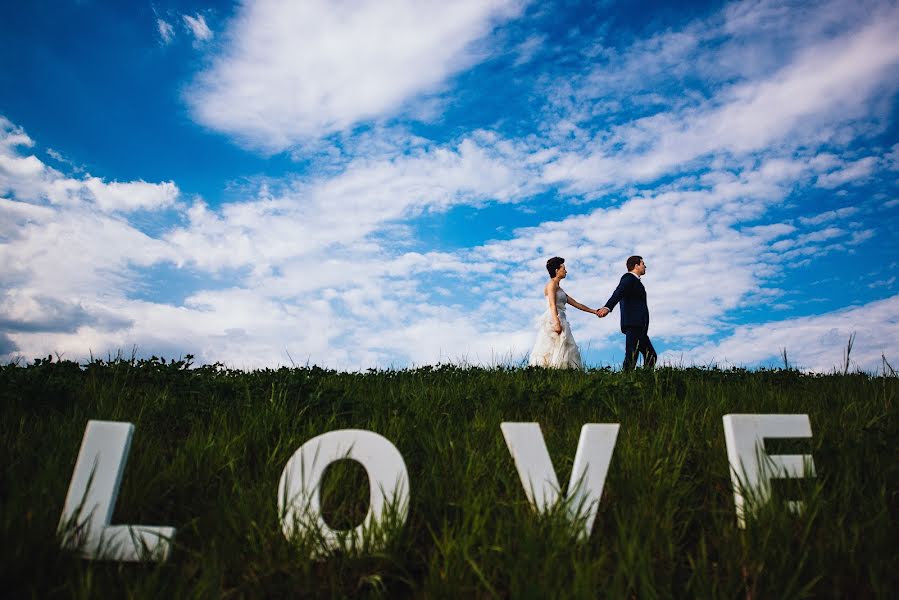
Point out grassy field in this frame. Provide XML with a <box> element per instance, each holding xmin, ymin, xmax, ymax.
<box><xmin>1</xmin><ymin>356</ymin><xmax>896</xmax><ymax>598</ymax></box>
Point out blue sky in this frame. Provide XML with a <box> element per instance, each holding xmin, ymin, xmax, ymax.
<box><xmin>1</xmin><ymin>0</ymin><xmax>898</xmax><ymax>371</ymax></box>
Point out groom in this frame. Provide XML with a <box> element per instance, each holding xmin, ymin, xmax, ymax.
<box><xmin>597</xmin><ymin>255</ymin><xmax>657</xmax><ymax>371</ymax></box>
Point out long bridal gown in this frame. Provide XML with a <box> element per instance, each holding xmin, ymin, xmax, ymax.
<box><xmin>528</xmin><ymin>287</ymin><xmax>583</xmax><ymax>369</ymax></box>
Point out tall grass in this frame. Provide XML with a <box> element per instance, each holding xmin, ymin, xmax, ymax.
<box><xmin>1</xmin><ymin>356</ymin><xmax>896</xmax><ymax>598</ymax></box>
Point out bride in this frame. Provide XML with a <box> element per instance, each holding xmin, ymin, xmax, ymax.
<box><xmin>529</xmin><ymin>257</ymin><xmax>600</xmax><ymax>369</ymax></box>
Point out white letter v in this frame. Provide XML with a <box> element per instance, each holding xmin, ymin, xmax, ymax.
<box><xmin>501</xmin><ymin>422</ymin><xmax>619</xmax><ymax>540</ymax></box>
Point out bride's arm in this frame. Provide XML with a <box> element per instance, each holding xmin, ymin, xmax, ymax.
<box><xmin>566</xmin><ymin>294</ymin><xmax>599</xmax><ymax>314</ymax></box>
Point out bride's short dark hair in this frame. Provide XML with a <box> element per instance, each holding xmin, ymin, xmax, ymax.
<box><xmin>546</xmin><ymin>256</ymin><xmax>565</xmax><ymax>277</ymax></box>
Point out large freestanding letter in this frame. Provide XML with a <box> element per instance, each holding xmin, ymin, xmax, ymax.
<box><xmin>278</xmin><ymin>429</ymin><xmax>409</xmax><ymax>557</ymax></box>
<box><xmin>722</xmin><ymin>414</ymin><xmax>816</xmax><ymax>529</ymax></box>
<box><xmin>501</xmin><ymin>423</ymin><xmax>619</xmax><ymax>540</ymax></box>
<box><xmin>58</xmin><ymin>421</ymin><xmax>176</xmax><ymax>561</ymax></box>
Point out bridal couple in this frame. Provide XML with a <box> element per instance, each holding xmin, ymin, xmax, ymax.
<box><xmin>528</xmin><ymin>255</ymin><xmax>657</xmax><ymax>371</ymax></box>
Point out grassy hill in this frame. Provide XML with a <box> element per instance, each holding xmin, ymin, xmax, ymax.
<box><xmin>1</xmin><ymin>356</ymin><xmax>896</xmax><ymax>598</ymax></box>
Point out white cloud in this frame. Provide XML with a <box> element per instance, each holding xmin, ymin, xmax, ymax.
<box><xmin>668</xmin><ymin>294</ymin><xmax>899</xmax><ymax>372</ymax></box>
<box><xmin>157</xmin><ymin>18</ymin><xmax>175</xmax><ymax>44</ymax></box>
<box><xmin>0</xmin><ymin>119</ymin><xmax>180</xmax><ymax>214</ymax></box>
<box><xmin>356</xmin><ymin>311</ymin><xmax>535</xmax><ymax>367</ymax></box>
<box><xmin>84</xmin><ymin>177</ymin><xmax>179</xmax><ymax>212</ymax></box>
<box><xmin>45</xmin><ymin>148</ymin><xmax>84</xmax><ymax>173</ymax></box>
<box><xmin>1</xmin><ymin>112</ymin><xmax>894</xmax><ymax>370</ymax></box>
<box><xmin>887</xmin><ymin>143</ymin><xmax>899</xmax><ymax>169</ymax></box>
<box><xmin>164</xmin><ymin>132</ymin><xmax>538</xmax><ymax>273</ymax></box>
<box><xmin>1</xmin><ymin>292</ymin><xmax>337</xmax><ymax>369</ymax></box>
<box><xmin>799</xmin><ymin>206</ymin><xmax>859</xmax><ymax>226</ymax></box>
<box><xmin>186</xmin><ymin>0</ymin><xmax>524</xmax><ymax>150</ymax></box>
<box><xmin>4</xmin><ymin>1</ymin><xmax>899</xmax><ymax>371</ymax></box>
<box><xmin>182</xmin><ymin>13</ymin><xmax>212</xmax><ymax>44</ymax></box>
<box><xmin>0</xmin><ymin>122</ymin><xmax>180</xmax><ymax>303</ymax></box>
<box><xmin>542</xmin><ymin>1</ymin><xmax>899</xmax><ymax>191</ymax></box>
<box><xmin>0</xmin><ymin>118</ymin><xmax>42</xmax><ymax>177</ymax></box>
<box><xmin>464</xmin><ymin>165</ymin><xmax>832</xmax><ymax>346</ymax></box>
<box><xmin>815</xmin><ymin>156</ymin><xmax>879</xmax><ymax>188</ymax></box>
<box><xmin>869</xmin><ymin>276</ymin><xmax>895</xmax><ymax>289</ymax></box>
<box><xmin>1</xmin><ymin>199</ymin><xmax>176</xmax><ymax>296</ymax></box>
<box><xmin>46</xmin><ymin>148</ymin><xmax>65</xmax><ymax>162</ymax></box>
<box><xmin>512</xmin><ymin>34</ymin><xmax>545</xmax><ymax>67</ymax></box>
<box><xmin>0</xmin><ymin>117</ymin><xmax>540</xmax><ymax>368</ymax></box>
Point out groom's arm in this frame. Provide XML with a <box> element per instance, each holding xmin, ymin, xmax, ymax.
<box><xmin>602</xmin><ymin>275</ymin><xmax>632</xmax><ymax>312</ymax></box>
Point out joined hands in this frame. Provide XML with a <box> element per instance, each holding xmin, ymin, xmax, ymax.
<box><xmin>596</xmin><ymin>307</ymin><xmax>610</xmax><ymax>318</ymax></box>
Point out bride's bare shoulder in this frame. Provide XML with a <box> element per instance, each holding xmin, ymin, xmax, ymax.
<box><xmin>543</xmin><ymin>279</ymin><xmax>557</xmax><ymax>296</ymax></box>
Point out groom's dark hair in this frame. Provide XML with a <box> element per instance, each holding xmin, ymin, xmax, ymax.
<box><xmin>627</xmin><ymin>255</ymin><xmax>643</xmax><ymax>271</ymax></box>
<box><xmin>546</xmin><ymin>256</ymin><xmax>565</xmax><ymax>277</ymax></box>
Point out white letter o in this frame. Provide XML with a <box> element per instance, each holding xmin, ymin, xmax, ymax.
<box><xmin>277</xmin><ymin>429</ymin><xmax>409</xmax><ymax>557</ymax></box>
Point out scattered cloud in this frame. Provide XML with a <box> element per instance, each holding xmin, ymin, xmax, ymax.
<box><xmin>164</xmin><ymin>131</ymin><xmax>538</xmax><ymax>273</ymax></box>
<box><xmin>0</xmin><ymin>120</ymin><xmax>180</xmax><ymax>304</ymax></box>
<box><xmin>182</xmin><ymin>13</ymin><xmax>212</xmax><ymax>44</ymax></box>
<box><xmin>1</xmin><ymin>105</ymin><xmax>894</xmax><ymax>371</ymax></box>
<box><xmin>541</xmin><ymin>1</ymin><xmax>899</xmax><ymax>192</ymax></box>
<box><xmin>869</xmin><ymin>276</ymin><xmax>896</xmax><ymax>289</ymax></box>
<box><xmin>815</xmin><ymin>156</ymin><xmax>879</xmax><ymax>188</ymax></box>
<box><xmin>799</xmin><ymin>207</ymin><xmax>860</xmax><ymax>226</ymax></box>
<box><xmin>83</xmin><ymin>177</ymin><xmax>179</xmax><ymax>212</ymax></box>
<box><xmin>157</xmin><ymin>18</ymin><xmax>175</xmax><ymax>44</ymax></box>
<box><xmin>512</xmin><ymin>34</ymin><xmax>545</xmax><ymax>67</ymax></box>
<box><xmin>0</xmin><ymin>117</ymin><xmax>540</xmax><ymax>368</ymax></box>
<box><xmin>0</xmin><ymin>120</ymin><xmax>179</xmax><ymax>214</ymax></box>
<box><xmin>459</xmin><ymin>158</ymin><xmax>870</xmax><ymax>356</ymax></box>
<box><xmin>670</xmin><ymin>295</ymin><xmax>899</xmax><ymax>373</ymax></box>
<box><xmin>886</xmin><ymin>142</ymin><xmax>899</xmax><ymax>169</ymax></box>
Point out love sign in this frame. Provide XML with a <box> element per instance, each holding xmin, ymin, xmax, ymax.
<box><xmin>58</xmin><ymin>414</ymin><xmax>815</xmax><ymax>562</ymax></box>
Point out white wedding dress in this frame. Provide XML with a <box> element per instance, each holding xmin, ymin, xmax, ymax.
<box><xmin>528</xmin><ymin>287</ymin><xmax>583</xmax><ymax>369</ymax></box>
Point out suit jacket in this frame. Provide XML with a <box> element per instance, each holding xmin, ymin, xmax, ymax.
<box><xmin>603</xmin><ymin>273</ymin><xmax>650</xmax><ymax>333</ymax></box>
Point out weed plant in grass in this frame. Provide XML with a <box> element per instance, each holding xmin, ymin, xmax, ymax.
<box><xmin>1</xmin><ymin>356</ymin><xmax>896</xmax><ymax>598</ymax></box>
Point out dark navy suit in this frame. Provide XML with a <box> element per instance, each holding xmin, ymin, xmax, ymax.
<box><xmin>603</xmin><ymin>273</ymin><xmax>657</xmax><ymax>371</ymax></box>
